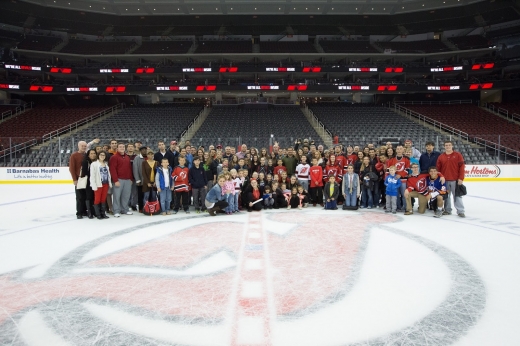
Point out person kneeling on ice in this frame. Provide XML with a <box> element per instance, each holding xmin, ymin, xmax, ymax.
<box><xmin>384</xmin><ymin>166</ymin><xmax>401</xmax><ymax>214</ymax></box>
<box><xmin>205</xmin><ymin>174</ymin><xmax>230</xmax><ymax>216</ymax></box>
<box><xmin>324</xmin><ymin>174</ymin><xmax>340</xmax><ymax>210</ymax></box>
<box><xmin>427</xmin><ymin>166</ymin><xmax>448</xmax><ymax>218</ymax></box>
<box><xmin>404</xmin><ymin>163</ymin><xmax>445</xmax><ymax>215</ymax></box>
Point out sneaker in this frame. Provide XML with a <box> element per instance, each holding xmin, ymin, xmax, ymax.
<box><xmin>126</xmin><ymin>211</ymin><xmax>133</xmax><ymax>215</ymax></box>
<box><xmin>396</xmin><ymin>209</ymin><xmax>403</xmax><ymax>213</ymax></box>
<box><xmin>114</xmin><ymin>213</ymin><xmax>121</xmax><ymax>218</ymax></box>
<box><xmin>173</xmin><ymin>211</ymin><xmax>178</xmax><ymax>214</ymax></box>
<box><xmin>367</xmin><ymin>206</ymin><xmax>372</xmax><ymax>209</ymax></box>
<box><xmin>161</xmin><ymin>212</ymin><xmax>167</xmax><ymax>216</ymax></box>
<box><xmin>458</xmin><ymin>213</ymin><xmax>466</xmax><ymax>218</ymax></box>
<box><xmin>392</xmin><ymin>211</ymin><xmax>396</xmax><ymax>214</ymax></box>
<box><xmin>442</xmin><ymin>211</ymin><xmax>451</xmax><ymax>215</ymax></box>
<box><xmin>185</xmin><ymin>210</ymin><xmax>190</xmax><ymax>214</ymax></box>
<box><xmin>385</xmin><ymin>210</ymin><xmax>391</xmax><ymax>213</ymax></box>
<box><xmin>166</xmin><ymin>211</ymin><xmax>173</xmax><ymax>215</ymax></box>
<box><xmin>434</xmin><ymin>210</ymin><xmax>443</xmax><ymax>218</ymax></box>
<box><xmin>404</xmin><ymin>211</ymin><xmax>413</xmax><ymax>215</ymax></box>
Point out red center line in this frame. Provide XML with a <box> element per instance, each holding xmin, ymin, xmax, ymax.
<box><xmin>230</xmin><ymin>212</ymin><xmax>273</xmax><ymax>346</ymax></box>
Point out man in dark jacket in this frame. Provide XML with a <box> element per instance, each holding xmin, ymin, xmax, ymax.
<box><xmin>154</xmin><ymin>141</ymin><xmax>175</xmax><ymax>167</ymax></box>
<box><xmin>188</xmin><ymin>156</ymin><xmax>208</xmax><ymax>213</ymax></box>
<box><xmin>419</xmin><ymin>141</ymin><xmax>441</xmax><ymax>174</ymax></box>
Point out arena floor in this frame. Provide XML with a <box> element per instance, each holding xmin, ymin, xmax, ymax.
<box><xmin>1</xmin><ymin>182</ymin><xmax>520</xmax><ymax>346</ymax></box>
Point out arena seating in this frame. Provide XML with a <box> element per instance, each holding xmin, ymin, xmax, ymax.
<box><xmin>0</xmin><ymin>106</ymin><xmax>106</xmax><ymax>164</ymax></box>
<box><xmin>132</xmin><ymin>40</ymin><xmax>192</xmax><ymax>54</ymax></box>
<box><xmin>319</xmin><ymin>40</ymin><xmax>379</xmax><ymax>53</ymax></box>
<box><xmin>259</xmin><ymin>41</ymin><xmax>317</xmax><ymax>53</ymax></box>
<box><xmin>192</xmin><ymin>106</ymin><xmax>320</xmax><ymax>150</ymax></box>
<box><xmin>60</xmin><ymin>39</ymin><xmax>137</xmax><ymax>55</ymax></box>
<box><xmin>488</xmin><ymin>102</ymin><xmax>520</xmax><ymax>118</ymax></box>
<box><xmin>448</xmin><ymin>35</ymin><xmax>490</xmax><ymax>50</ymax></box>
<box><xmin>403</xmin><ymin>104</ymin><xmax>520</xmax><ymax>156</ymax></box>
<box><xmin>0</xmin><ymin>29</ymin><xmax>22</xmax><ymax>41</ymax></box>
<box><xmin>16</xmin><ymin>35</ymin><xmax>62</xmax><ymax>51</ymax></box>
<box><xmin>308</xmin><ymin>103</ymin><xmax>495</xmax><ymax>164</ymax></box>
<box><xmin>195</xmin><ymin>40</ymin><xmax>252</xmax><ymax>54</ymax></box>
<box><xmin>374</xmin><ymin>39</ymin><xmax>451</xmax><ymax>53</ymax></box>
<box><xmin>7</xmin><ymin>104</ymin><xmax>204</xmax><ymax>167</ymax></box>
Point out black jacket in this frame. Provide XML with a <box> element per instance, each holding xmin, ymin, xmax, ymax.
<box><xmin>188</xmin><ymin>164</ymin><xmax>208</xmax><ymax>189</ymax></box>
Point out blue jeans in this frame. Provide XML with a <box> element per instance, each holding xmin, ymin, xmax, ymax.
<box><xmin>397</xmin><ymin>181</ymin><xmax>407</xmax><ymax>210</ymax></box>
<box><xmin>158</xmin><ymin>188</ymin><xmax>172</xmax><ymax>212</ymax></box>
<box><xmin>344</xmin><ymin>190</ymin><xmax>358</xmax><ymax>207</ymax></box>
<box><xmin>361</xmin><ymin>186</ymin><xmax>373</xmax><ymax>208</ymax></box>
<box><xmin>233</xmin><ymin>193</ymin><xmax>239</xmax><ymax>211</ymax></box>
<box><xmin>226</xmin><ymin>193</ymin><xmax>234</xmax><ymax>212</ymax></box>
<box><xmin>298</xmin><ymin>179</ymin><xmax>309</xmax><ymax>192</ymax></box>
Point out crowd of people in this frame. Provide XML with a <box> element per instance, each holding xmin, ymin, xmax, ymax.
<box><xmin>68</xmin><ymin>137</ymin><xmax>467</xmax><ymax>219</ymax></box>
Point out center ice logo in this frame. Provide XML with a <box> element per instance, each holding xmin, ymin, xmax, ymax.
<box><xmin>0</xmin><ymin>212</ymin><xmax>486</xmax><ymax>345</ymax></box>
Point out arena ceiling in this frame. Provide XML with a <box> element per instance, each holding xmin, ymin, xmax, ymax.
<box><xmin>20</xmin><ymin>0</ymin><xmax>488</xmax><ymax>16</ymax></box>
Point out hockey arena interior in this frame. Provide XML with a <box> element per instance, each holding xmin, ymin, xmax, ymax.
<box><xmin>1</xmin><ymin>0</ymin><xmax>520</xmax><ymax>345</ymax></box>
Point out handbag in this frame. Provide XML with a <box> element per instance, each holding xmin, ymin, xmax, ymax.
<box><xmin>76</xmin><ymin>166</ymin><xmax>88</xmax><ymax>189</ymax></box>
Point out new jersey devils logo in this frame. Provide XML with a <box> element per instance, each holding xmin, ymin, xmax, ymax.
<box><xmin>0</xmin><ymin>211</ymin><xmax>486</xmax><ymax>345</ymax></box>
<box><xmin>395</xmin><ymin>161</ymin><xmax>405</xmax><ymax>171</ymax></box>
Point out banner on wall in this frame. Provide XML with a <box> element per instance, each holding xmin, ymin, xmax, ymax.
<box><xmin>0</xmin><ymin>165</ymin><xmax>518</xmax><ymax>184</ymax></box>
<box><xmin>464</xmin><ymin>165</ymin><xmax>519</xmax><ymax>181</ymax></box>
<box><xmin>0</xmin><ymin>167</ymin><xmax>72</xmax><ymax>184</ymax></box>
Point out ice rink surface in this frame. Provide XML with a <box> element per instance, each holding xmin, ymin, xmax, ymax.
<box><xmin>1</xmin><ymin>182</ymin><xmax>520</xmax><ymax>346</ymax></box>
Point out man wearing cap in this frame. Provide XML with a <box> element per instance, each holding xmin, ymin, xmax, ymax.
<box><xmin>133</xmin><ymin>146</ymin><xmax>148</xmax><ymax>212</ymax></box>
<box><xmin>236</xmin><ymin>144</ymin><xmax>247</xmax><ymax>159</ymax></box>
<box><xmin>404</xmin><ymin>139</ymin><xmax>421</xmax><ymax>160</ymax></box>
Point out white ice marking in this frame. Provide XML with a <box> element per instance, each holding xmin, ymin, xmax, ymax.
<box><xmin>263</xmin><ymin>216</ymin><xmax>295</xmax><ymax>236</ymax></box>
<box><xmin>237</xmin><ymin>316</ymin><xmax>264</xmax><ymax>344</ymax></box>
<box><xmin>245</xmin><ymin>259</ymin><xmax>263</xmax><ymax>271</ymax></box>
<box><xmin>241</xmin><ymin>281</ymin><xmax>264</xmax><ymax>298</ymax></box>
<box><xmin>83</xmin><ymin>302</ymin><xmax>226</xmax><ymax>346</ymax></box>
<box><xmin>19</xmin><ymin>310</ymin><xmax>71</xmax><ymax>346</ymax></box>
<box><xmin>79</xmin><ymin>218</ymin><xmax>219</xmax><ymax>263</ymax></box>
<box><xmin>74</xmin><ymin>250</ymin><xmax>236</xmax><ymax>277</ymax></box>
<box><xmin>248</xmin><ymin>232</ymin><xmax>261</xmax><ymax>239</ymax></box>
<box><xmin>22</xmin><ymin>262</ymin><xmax>57</xmax><ymax>279</ymax></box>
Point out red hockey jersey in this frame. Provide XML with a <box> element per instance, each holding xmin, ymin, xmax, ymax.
<box><xmin>387</xmin><ymin>156</ymin><xmax>410</xmax><ymax>181</ymax></box>
<box><xmin>346</xmin><ymin>154</ymin><xmax>358</xmax><ymax>165</ymax></box>
<box><xmin>309</xmin><ymin>166</ymin><xmax>324</xmax><ymax>187</ymax></box>
<box><xmin>407</xmin><ymin>172</ymin><xmax>444</xmax><ymax>195</ymax></box>
<box><xmin>172</xmin><ymin>166</ymin><xmax>190</xmax><ymax>192</ymax></box>
<box><xmin>324</xmin><ymin>164</ymin><xmax>343</xmax><ymax>183</ymax></box>
<box><xmin>273</xmin><ymin>165</ymin><xmax>287</xmax><ymax>177</ymax></box>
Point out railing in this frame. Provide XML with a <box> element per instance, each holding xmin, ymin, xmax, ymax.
<box><xmin>483</xmin><ymin>103</ymin><xmax>520</xmax><ymax>122</ymax></box>
<box><xmin>1</xmin><ymin>102</ymin><xmax>34</xmax><ymax>122</ymax></box>
<box><xmin>473</xmin><ymin>136</ymin><xmax>520</xmax><ymax>164</ymax></box>
<box><xmin>393</xmin><ymin>99</ymin><xmax>473</xmax><ymax>105</ymax></box>
<box><xmin>180</xmin><ymin>107</ymin><xmax>208</xmax><ymax>141</ymax></box>
<box><xmin>0</xmin><ymin>137</ymin><xmax>39</xmax><ymax>161</ymax></box>
<box><xmin>305</xmin><ymin>106</ymin><xmax>333</xmax><ymax>141</ymax></box>
<box><xmin>392</xmin><ymin>103</ymin><xmax>470</xmax><ymax>141</ymax></box>
<box><xmin>41</xmin><ymin>104</ymin><xmax>123</xmax><ymax>143</ymax></box>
